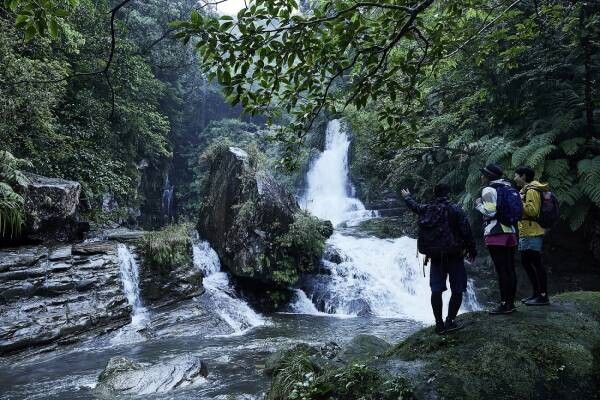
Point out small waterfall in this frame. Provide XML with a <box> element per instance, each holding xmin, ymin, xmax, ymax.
<box><xmin>287</xmin><ymin>289</ymin><xmax>328</xmax><ymax>315</ymax></box>
<box><xmin>117</xmin><ymin>244</ymin><xmax>148</xmax><ymax>326</ymax></box>
<box><xmin>192</xmin><ymin>241</ymin><xmax>265</xmax><ymax>334</ymax></box>
<box><xmin>298</xmin><ymin>119</ymin><xmax>480</xmax><ymax>323</ymax></box>
<box><xmin>162</xmin><ymin>174</ymin><xmax>175</xmax><ymax>222</ymax></box>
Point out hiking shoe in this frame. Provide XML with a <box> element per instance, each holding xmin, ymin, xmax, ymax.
<box><xmin>521</xmin><ymin>294</ymin><xmax>538</xmax><ymax>304</ymax></box>
<box><xmin>444</xmin><ymin>318</ymin><xmax>463</xmax><ymax>333</ymax></box>
<box><xmin>525</xmin><ymin>295</ymin><xmax>550</xmax><ymax>306</ymax></box>
<box><xmin>435</xmin><ymin>321</ymin><xmax>446</xmax><ymax>335</ymax></box>
<box><xmin>489</xmin><ymin>302</ymin><xmax>516</xmax><ymax>315</ymax></box>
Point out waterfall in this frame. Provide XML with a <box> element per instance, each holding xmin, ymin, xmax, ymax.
<box><xmin>296</xmin><ymin>119</ymin><xmax>480</xmax><ymax>323</ymax></box>
<box><xmin>162</xmin><ymin>174</ymin><xmax>174</xmax><ymax>222</ymax></box>
<box><xmin>299</xmin><ymin>119</ymin><xmax>376</xmax><ymax>227</ymax></box>
<box><xmin>117</xmin><ymin>244</ymin><xmax>148</xmax><ymax>326</ymax></box>
<box><xmin>192</xmin><ymin>241</ymin><xmax>265</xmax><ymax>334</ymax></box>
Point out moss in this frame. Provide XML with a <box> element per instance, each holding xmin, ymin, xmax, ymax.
<box><xmin>267</xmin><ymin>350</ymin><xmax>414</xmax><ymax>400</ymax></box>
<box><xmin>385</xmin><ymin>291</ymin><xmax>600</xmax><ymax>400</ymax></box>
<box><xmin>137</xmin><ymin>223</ymin><xmax>193</xmax><ymax>271</ymax></box>
<box><xmin>271</xmin><ymin>211</ymin><xmax>332</xmax><ymax>285</ymax></box>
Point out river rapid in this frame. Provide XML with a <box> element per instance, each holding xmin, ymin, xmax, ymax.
<box><xmin>0</xmin><ymin>119</ymin><xmax>480</xmax><ymax>399</ymax></box>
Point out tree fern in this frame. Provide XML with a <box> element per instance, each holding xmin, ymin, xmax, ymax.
<box><xmin>562</xmin><ymin>198</ymin><xmax>591</xmax><ymax>231</ymax></box>
<box><xmin>559</xmin><ymin>137</ymin><xmax>586</xmax><ymax>156</ymax></box>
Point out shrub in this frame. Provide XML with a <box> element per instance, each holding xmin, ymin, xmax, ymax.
<box><xmin>272</xmin><ymin>211</ymin><xmax>333</xmax><ymax>285</ymax></box>
<box><xmin>268</xmin><ymin>350</ymin><xmax>413</xmax><ymax>400</ymax></box>
<box><xmin>138</xmin><ymin>223</ymin><xmax>193</xmax><ymax>270</ymax></box>
<box><xmin>0</xmin><ymin>151</ymin><xmax>31</xmax><ymax>238</ymax></box>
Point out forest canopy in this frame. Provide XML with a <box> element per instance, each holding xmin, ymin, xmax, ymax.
<box><xmin>1</xmin><ymin>0</ymin><xmax>599</xmax><ymax>257</ymax></box>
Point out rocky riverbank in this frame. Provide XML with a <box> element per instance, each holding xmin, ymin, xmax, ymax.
<box><xmin>0</xmin><ymin>241</ymin><xmax>131</xmax><ymax>356</ymax></box>
<box><xmin>266</xmin><ymin>291</ymin><xmax>600</xmax><ymax>400</ymax></box>
<box><xmin>0</xmin><ymin>230</ymin><xmax>209</xmax><ymax>357</ymax></box>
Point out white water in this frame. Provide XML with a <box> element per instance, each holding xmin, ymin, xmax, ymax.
<box><xmin>117</xmin><ymin>243</ymin><xmax>148</xmax><ymax>327</ymax></box>
<box><xmin>300</xmin><ymin>119</ymin><xmax>376</xmax><ymax>227</ymax></box>
<box><xmin>192</xmin><ymin>241</ymin><xmax>265</xmax><ymax>334</ymax></box>
<box><xmin>296</xmin><ymin>119</ymin><xmax>480</xmax><ymax>323</ymax></box>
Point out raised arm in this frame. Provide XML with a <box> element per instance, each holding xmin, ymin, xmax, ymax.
<box><xmin>403</xmin><ymin>195</ymin><xmax>427</xmax><ymax>214</ymax></box>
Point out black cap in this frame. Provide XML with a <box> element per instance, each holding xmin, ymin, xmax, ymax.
<box><xmin>480</xmin><ymin>163</ymin><xmax>504</xmax><ymax>180</ymax></box>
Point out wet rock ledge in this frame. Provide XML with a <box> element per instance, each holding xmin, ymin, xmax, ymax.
<box><xmin>0</xmin><ymin>241</ymin><xmax>131</xmax><ymax>356</ymax></box>
<box><xmin>266</xmin><ymin>291</ymin><xmax>600</xmax><ymax>400</ymax></box>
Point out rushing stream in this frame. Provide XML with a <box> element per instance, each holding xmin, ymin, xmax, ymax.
<box><xmin>297</xmin><ymin>119</ymin><xmax>481</xmax><ymax>321</ymax></box>
<box><xmin>0</xmin><ymin>119</ymin><xmax>479</xmax><ymax>399</ymax></box>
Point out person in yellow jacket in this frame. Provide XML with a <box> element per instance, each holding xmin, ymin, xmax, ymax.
<box><xmin>514</xmin><ymin>166</ymin><xmax>550</xmax><ymax>306</ymax></box>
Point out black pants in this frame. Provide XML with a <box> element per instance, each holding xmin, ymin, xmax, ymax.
<box><xmin>488</xmin><ymin>245</ymin><xmax>517</xmax><ymax>305</ymax></box>
<box><xmin>520</xmin><ymin>250</ymin><xmax>547</xmax><ymax>295</ymax></box>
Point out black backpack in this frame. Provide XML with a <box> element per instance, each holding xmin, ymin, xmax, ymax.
<box><xmin>417</xmin><ymin>203</ymin><xmax>462</xmax><ymax>258</ymax></box>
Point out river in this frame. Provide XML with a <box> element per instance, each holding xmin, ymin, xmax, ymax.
<box><xmin>0</xmin><ymin>119</ymin><xmax>480</xmax><ymax>399</ymax></box>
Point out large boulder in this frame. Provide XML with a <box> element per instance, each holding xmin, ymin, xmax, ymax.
<box><xmin>198</xmin><ymin>146</ymin><xmax>332</xmax><ymax>296</ymax></box>
<box><xmin>20</xmin><ymin>173</ymin><xmax>87</xmax><ymax>241</ymax></box>
<box><xmin>95</xmin><ymin>355</ymin><xmax>208</xmax><ymax>396</ymax></box>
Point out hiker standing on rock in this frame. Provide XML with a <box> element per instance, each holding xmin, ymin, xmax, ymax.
<box><xmin>514</xmin><ymin>165</ymin><xmax>559</xmax><ymax>306</ymax></box>
<box><xmin>401</xmin><ymin>183</ymin><xmax>477</xmax><ymax>334</ymax></box>
<box><xmin>475</xmin><ymin>164</ymin><xmax>522</xmax><ymax>315</ymax></box>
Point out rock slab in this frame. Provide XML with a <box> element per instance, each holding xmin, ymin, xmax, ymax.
<box><xmin>95</xmin><ymin>355</ymin><xmax>208</xmax><ymax>395</ymax></box>
<box><xmin>0</xmin><ymin>241</ymin><xmax>131</xmax><ymax>356</ymax></box>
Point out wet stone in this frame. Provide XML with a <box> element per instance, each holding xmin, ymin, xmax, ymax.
<box><xmin>95</xmin><ymin>355</ymin><xmax>208</xmax><ymax>395</ymax></box>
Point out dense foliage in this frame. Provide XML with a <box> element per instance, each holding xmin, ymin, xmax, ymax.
<box><xmin>181</xmin><ymin>0</ymin><xmax>600</xmax><ymax>258</ymax></box>
<box><xmin>345</xmin><ymin>0</ymin><xmax>600</xmax><ymax>256</ymax></box>
<box><xmin>0</xmin><ymin>0</ymin><xmax>249</xmax><ymax>229</ymax></box>
<box><xmin>137</xmin><ymin>223</ymin><xmax>193</xmax><ymax>270</ymax></box>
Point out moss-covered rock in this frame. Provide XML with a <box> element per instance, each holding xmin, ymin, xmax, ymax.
<box><xmin>136</xmin><ymin>224</ymin><xmax>202</xmax><ymax>306</ymax></box>
<box><xmin>381</xmin><ymin>291</ymin><xmax>600</xmax><ymax>400</ymax></box>
<box><xmin>197</xmin><ymin>146</ymin><xmax>332</xmax><ymax>309</ymax></box>
<box><xmin>266</xmin><ymin>292</ymin><xmax>600</xmax><ymax>400</ymax></box>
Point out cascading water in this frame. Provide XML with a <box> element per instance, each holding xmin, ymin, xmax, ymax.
<box><xmin>117</xmin><ymin>243</ymin><xmax>148</xmax><ymax>326</ymax></box>
<box><xmin>162</xmin><ymin>174</ymin><xmax>174</xmax><ymax>222</ymax></box>
<box><xmin>192</xmin><ymin>241</ymin><xmax>265</xmax><ymax>334</ymax></box>
<box><xmin>299</xmin><ymin>119</ymin><xmax>376</xmax><ymax>227</ymax></box>
<box><xmin>297</xmin><ymin>119</ymin><xmax>481</xmax><ymax>323</ymax></box>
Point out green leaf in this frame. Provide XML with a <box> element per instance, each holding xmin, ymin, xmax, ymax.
<box><xmin>48</xmin><ymin>18</ymin><xmax>58</xmax><ymax>38</ymax></box>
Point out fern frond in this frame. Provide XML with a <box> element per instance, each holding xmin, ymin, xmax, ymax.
<box><xmin>559</xmin><ymin>137</ymin><xmax>585</xmax><ymax>156</ymax></box>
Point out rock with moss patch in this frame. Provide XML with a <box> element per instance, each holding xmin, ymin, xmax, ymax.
<box><xmin>378</xmin><ymin>291</ymin><xmax>600</xmax><ymax>400</ymax></box>
<box><xmin>337</xmin><ymin>334</ymin><xmax>391</xmax><ymax>363</ymax></box>
<box><xmin>20</xmin><ymin>173</ymin><xmax>88</xmax><ymax>241</ymax></box>
<box><xmin>266</xmin><ymin>292</ymin><xmax>600</xmax><ymax>400</ymax></box>
<box><xmin>198</xmin><ymin>146</ymin><xmax>332</xmax><ymax>308</ymax></box>
<box><xmin>136</xmin><ymin>224</ymin><xmax>203</xmax><ymax>307</ymax></box>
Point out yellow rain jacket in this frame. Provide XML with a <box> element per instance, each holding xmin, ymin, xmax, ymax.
<box><xmin>518</xmin><ymin>181</ymin><xmax>549</xmax><ymax>237</ymax></box>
